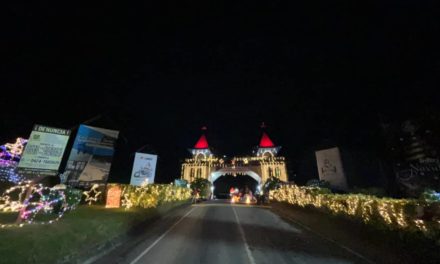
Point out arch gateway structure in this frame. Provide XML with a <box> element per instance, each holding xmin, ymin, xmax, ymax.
<box><xmin>181</xmin><ymin>129</ymin><xmax>288</xmax><ymax>185</ymax></box>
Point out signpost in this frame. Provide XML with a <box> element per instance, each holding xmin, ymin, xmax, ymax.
<box><xmin>17</xmin><ymin>124</ymin><xmax>71</xmax><ymax>177</ymax></box>
<box><xmin>130</xmin><ymin>153</ymin><xmax>157</xmax><ymax>186</ymax></box>
<box><xmin>315</xmin><ymin>147</ymin><xmax>348</xmax><ymax>191</ymax></box>
<box><xmin>65</xmin><ymin>125</ymin><xmax>119</xmax><ymax>187</ymax></box>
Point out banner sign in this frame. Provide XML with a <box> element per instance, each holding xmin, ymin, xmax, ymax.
<box><xmin>65</xmin><ymin>125</ymin><xmax>119</xmax><ymax>186</ymax></box>
<box><xmin>130</xmin><ymin>153</ymin><xmax>157</xmax><ymax>186</ymax></box>
<box><xmin>17</xmin><ymin>125</ymin><xmax>71</xmax><ymax>176</ymax></box>
<box><xmin>174</xmin><ymin>179</ymin><xmax>188</xmax><ymax>188</ymax></box>
<box><xmin>315</xmin><ymin>147</ymin><xmax>348</xmax><ymax>191</ymax></box>
<box><xmin>395</xmin><ymin>158</ymin><xmax>440</xmax><ymax>197</ymax></box>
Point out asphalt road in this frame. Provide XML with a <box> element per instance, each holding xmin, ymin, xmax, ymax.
<box><xmin>95</xmin><ymin>200</ymin><xmax>373</xmax><ymax>264</ymax></box>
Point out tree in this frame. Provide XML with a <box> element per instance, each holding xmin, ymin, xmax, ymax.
<box><xmin>263</xmin><ymin>176</ymin><xmax>282</xmax><ymax>193</ymax></box>
<box><xmin>190</xmin><ymin>178</ymin><xmax>211</xmax><ymax>199</ymax></box>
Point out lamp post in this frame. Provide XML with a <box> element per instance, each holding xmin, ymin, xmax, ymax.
<box><xmin>210</xmin><ymin>186</ymin><xmax>214</xmax><ymax>200</ymax></box>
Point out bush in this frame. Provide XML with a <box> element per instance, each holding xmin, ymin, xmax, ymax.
<box><xmin>350</xmin><ymin>187</ymin><xmax>387</xmax><ymax>197</ymax></box>
<box><xmin>190</xmin><ymin>178</ymin><xmax>211</xmax><ymax>199</ymax></box>
<box><xmin>120</xmin><ymin>184</ymin><xmax>191</xmax><ymax>209</ymax></box>
<box><xmin>270</xmin><ymin>184</ymin><xmax>440</xmax><ymax>239</ymax></box>
<box><xmin>420</xmin><ymin>189</ymin><xmax>440</xmax><ymax>202</ymax></box>
<box><xmin>306</xmin><ymin>179</ymin><xmax>331</xmax><ymax>189</ymax></box>
<box><xmin>64</xmin><ymin>188</ymin><xmax>82</xmax><ymax>208</ymax></box>
<box><xmin>263</xmin><ymin>176</ymin><xmax>282</xmax><ymax>193</ymax></box>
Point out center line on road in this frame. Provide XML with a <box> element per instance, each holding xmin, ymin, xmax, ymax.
<box><xmin>232</xmin><ymin>206</ymin><xmax>256</xmax><ymax>264</ymax></box>
<box><xmin>129</xmin><ymin>207</ymin><xmax>196</xmax><ymax>264</ymax></box>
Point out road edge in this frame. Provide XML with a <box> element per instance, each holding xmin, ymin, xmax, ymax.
<box><xmin>64</xmin><ymin>201</ymin><xmax>192</xmax><ymax>264</ymax></box>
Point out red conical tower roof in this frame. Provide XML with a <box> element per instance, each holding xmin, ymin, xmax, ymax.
<box><xmin>194</xmin><ymin>134</ymin><xmax>209</xmax><ymax>149</ymax></box>
<box><xmin>259</xmin><ymin>132</ymin><xmax>275</xmax><ymax>148</ymax></box>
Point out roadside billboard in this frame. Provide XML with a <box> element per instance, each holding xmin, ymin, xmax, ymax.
<box><xmin>130</xmin><ymin>153</ymin><xmax>157</xmax><ymax>186</ymax></box>
<box><xmin>315</xmin><ymin>147</ymin><xmax>348</xmax><ymax>191</ymax></box>
<box><xmin>17</xmin><ymin>125</ymin><xmax>71</xmax><ymax>176</ymax></box>
<box><xmin>65</xmin><ymin>125</ymin><xmax>119</xmax><ymax>186</ymax></box>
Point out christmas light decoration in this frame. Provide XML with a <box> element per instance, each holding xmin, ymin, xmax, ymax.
<box><xmin>270</xmin><ymin>185</ymin><xmax>440</xmax><ymax>239</ymax></box>
<box><xmin>0</xmin><ymin>138</ymin><xmax>27</xmax><ymax>161</ymax></box>
<box><xmin>0</xmin><ymin>182</ymin><xmax>81</xmax><ymax>228</ymax></box>
<box><xmin>0</xmin><ymin>159</ymin><xmax>25</xmax><ymax>184</ymax></box>
<box><xmin>120</xmin><ymin>184</ymin><xmax>191</xmax><ymax>210</ymax></box>
<box><xmin>83</xmin><ymin>184</ymin><xmax>102</xmax><ymax>205</ymax></box>
<box><xmin>0</xmin><ymin>181</ymin><xmax>32</xmax><ymax>212</ymax></box>
<box><xmin>0</xmin><ymin>137</ymin><xmax>28</xmax><ymax>184</ymax></box>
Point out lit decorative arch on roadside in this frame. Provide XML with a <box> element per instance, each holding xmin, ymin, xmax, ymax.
<box><xmin>209</xmin><ymin>168</ymin><xmax>262</xmax><ymax>184</ymax></box>
<box><xmin>181</xmin><ymin>126</ymin><xmax>288</xmax><ymax>184</ymax></box>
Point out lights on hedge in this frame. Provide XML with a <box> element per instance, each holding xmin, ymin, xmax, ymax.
<box><xmin>270</xmin><ymin>185</ymin><xmax>438</xmax><ymax>238</ymax></box>
<box><xmin>120</xmin><ymin>184</ymin><xmax>191</xmax><ymax>210</ymax></box>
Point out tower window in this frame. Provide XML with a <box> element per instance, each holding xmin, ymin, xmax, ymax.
<box><xmin>275</xmin><ymin>167</ymin><xmax>281</xmax><ymax>178</ymax></box>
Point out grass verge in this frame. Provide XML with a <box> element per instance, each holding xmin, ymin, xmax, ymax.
<box><xmin>271</xmin><ymin>202</ymin><xmax>440</xmax><ymax>264</ymax></box>
<box><xmin>0</xmin><ymin>200</ymin><xmax>189</xmax><ymax>264</ymax></box>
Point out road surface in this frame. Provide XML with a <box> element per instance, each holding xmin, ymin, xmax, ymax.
<box><xmin>95</xmin><ymin>200</ymin><xmax>372</xmax><ymax>264</ymax></box>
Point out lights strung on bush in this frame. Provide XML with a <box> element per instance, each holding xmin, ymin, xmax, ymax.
<box><xmin>0</xmin><ymin>182</ymin><xmax>81</xmax><ymax>228</ymax></box>
<box><xmin>120</xmin><ymin>184</ymin><xmax>192</xmax><ymax>210</ymax></box>
<box><xmin>270</xmin><ymin>185</ymin><xmax>440</xmax><ymax>239</ymax></box>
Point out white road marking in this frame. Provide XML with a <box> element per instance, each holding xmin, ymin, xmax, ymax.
<box><xmin>129</xmin><ymin>207</ymin><xmax>196</xmax><ymax>264</ymax></box>
<box><xmin>232</xmin><ymin>206</ymin><xmax>256</xmax><ymax>264</ymax></box>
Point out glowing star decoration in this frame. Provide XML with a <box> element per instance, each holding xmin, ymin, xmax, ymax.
<box><xmin>0</xmin><ymin>138</ymin><xmax>28</xmax><ymax>161</ymax></box>
<box><xmin>83</xmin><ymin>184</ymin><xmax>102</xmax><ymax>205</ymax></box>
<box><xmin>121</xmin><ymin>193</ymin><xmax>133</xmax><ymax>210</ymax></box>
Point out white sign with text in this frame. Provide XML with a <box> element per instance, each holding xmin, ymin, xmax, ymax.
<box><xmin>315</xmin><ymin>147</ymin><xmax>348</xmax><ymax>191</ymax></box>
<box><xmin>130</xmin><ymin>153</ymin><xmax>157</xmax><ymax>186</ymax></box>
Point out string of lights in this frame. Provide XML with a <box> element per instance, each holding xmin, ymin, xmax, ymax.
<box><xmin>270</xmin><ymin>185</ymin><xmax>440</xmax><ymax>239</ymax></box>
<box><xmin>0</xmin><ymin>182</ymin><xmax>81</xmax><ymax>228</ymax></box>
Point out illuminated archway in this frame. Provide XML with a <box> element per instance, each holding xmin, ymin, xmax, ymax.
<box><xmin>209</xmin><ymin>168</ymin><xmax>261</xmax><ymax>184</ymax></box>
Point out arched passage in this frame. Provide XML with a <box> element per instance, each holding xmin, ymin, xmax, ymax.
<box><xmin>209</xmin><ymin>168</ymin><xmax>261</xmax><ymax>184</ymax></box>
<box><xmin>209</xmin><ymin>168</ymin><xmax>261</xmax><ymax>199</ymax></box>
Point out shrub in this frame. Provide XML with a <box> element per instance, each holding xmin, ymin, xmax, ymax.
<box><xmin>270</xmin><ymin>184</ymin><xmax>440</xmax><ymax>239</ymax></box>
<box><xmin>420</xmin><ymin>189</ymin><xmax>440</xmax><ymax>202</ymax></box>
<box><xmin>306</xmin><ymin>179</ymin><xmax>331</xmax><ymax>189</ymax></box>
<box><xmin>190</xmin><ymin>178</ymin><xmax>211</xmax><ymax>199</ymax></box>
<box><xmin>350</xmin><ymin>187</ymin><xmax>387</xmax><ymax>197</ymax></box>
<box><xmin>263</xmin><ymin>176</ymin><xmax>282</xmax><ymax>193</ymax></box>
<box><xmin>120</xmin><ymin>184</ymin><xmax>191</xmax><ymax>209</ymax></box>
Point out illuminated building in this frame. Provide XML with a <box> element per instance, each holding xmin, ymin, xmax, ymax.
<box><xmin>181</xmin><ymin>127</ymin><xmax>288</xmax><ymax>185</ymax></box>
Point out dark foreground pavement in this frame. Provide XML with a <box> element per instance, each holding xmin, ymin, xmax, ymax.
<box><xmin>94</xmin><ymin>200</ymin><xmax>372</xmax><ymax>264</ymax></box>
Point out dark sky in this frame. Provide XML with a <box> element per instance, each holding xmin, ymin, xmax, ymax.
<box><xmin>2</xmin><ymin>1</ymin><xmax>440</xmax><ymax>183</ymax></box>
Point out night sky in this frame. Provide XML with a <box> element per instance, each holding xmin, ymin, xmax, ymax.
<box><xmin>2</xmin><ymin>1</ymin><xmax>440</xmax><ymax>184</ymax></box>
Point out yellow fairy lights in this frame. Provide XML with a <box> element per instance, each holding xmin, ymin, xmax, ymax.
<box><xmin>83</xmin><ymin>184</ymin><xmax>102</xmax><ymax>205</ymax></box>
<box><xmin>120</xmin><ymin>184</ymin><xmax>191</xmax><ymax>210</ymax></box>
<box><xmin>270</xmin><ymin>185</ymin><xmax>439</xmax><ymax>238</ymax></box>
